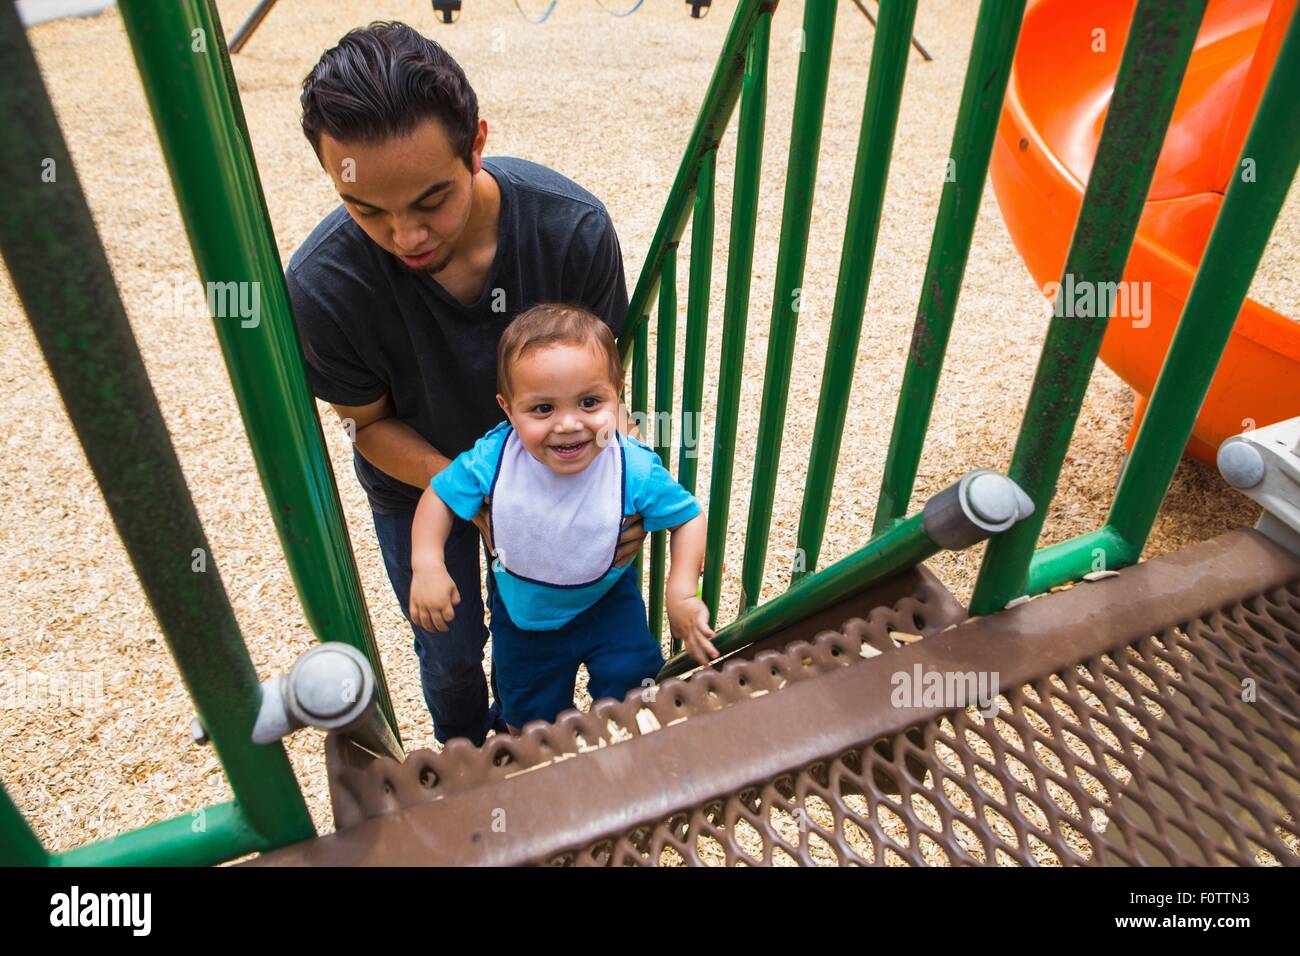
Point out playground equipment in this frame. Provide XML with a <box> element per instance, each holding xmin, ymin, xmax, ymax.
<box><xmin>991</xmin><ymin>0</ymin><xmax>1300</xmax><ymax>465</ymax></box>
<box><xmin>230</xmin><ymin>0</ymin><xmax>465</xmax><ymax>52</ymax></box>
<box><xmin>513</xmin><ymin>0</ymin><xmax>557</xmax><ymax>25</ymax></box>
<box><xmin>1219</xmin><ymin>417</ymin><xmax>1300</xmax><ymax>556</ymax></box>
<box><xmin>228</xmin><ymin>0</ymin><xmax>711</xmax><ymax>41</ymax></box>
<box><xmin>852</xmin><ymin>0</ymin><xmax>932</xmax><ymax>61</ymax></box>
<box><xmin>1</xmin><ymin>0</ymin><xmax>1298</xmax><ymax>866</ymax></box>
<box><xmin>433</xmin><ymin>0</ymin><xmax>464</xmax><ymax>25</ymax></box>
<box><xmin>227</xmin><ymin>0</ymin><xmax>277</xmax><ymax>53</ymax></box>
<box><xmin>597</xmin><ymin>0</ymin><xmax>647</xmax><ymax>17</ymax></box>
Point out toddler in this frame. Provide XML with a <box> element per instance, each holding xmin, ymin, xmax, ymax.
<box><xmin>409</xmin><ymin>303</ymin><xmax>718</xmax><ymax>731</ymax></box>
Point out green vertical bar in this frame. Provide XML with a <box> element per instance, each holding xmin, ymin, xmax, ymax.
<box><xmin>677</xmin><ymin>151</ymin><xmax>716</xmax><ymax>655</ymax></box>
<box><xmin>739</xmin><ymin>0</ymin><xmax>837</xmax><ymax>612</ymax></box>
<box><xmin>116</xmin><ymin>0</ymin><xmax>400</xmax><ymax>755</ymax></box>
<box><xmin>0</xmin><ymin>0</ymin><xmax>313</xmax><ymax>848</ymax></box>
<box><xmin>792</xmin><ymin>0</ymin><xmax>918</xmax><ymax>585</ymax></box>
<box><xmin>619</xmin><ymin>0</ymin><xmax>773</xmax><ymax>364</ymax></box>
<box><xmin>0</xmin><ymin>781</ymin><xmax>48</xmax><ymax>866</ymax></box>
<box><xmin>1109</xmin><ymin>7</ymin><xmax>1300</xmax><ymax>551</ymax></box>
<box><xmin>702</xmin><ymin>13</ymin><xmax>771</xmax><ymax>626</ymax></box>
<box><xmin>969</xmin><ymin>0</ymin><xmax>1209</xmax><ymax>615</ymax></box>
<box><xmin>874</xmin><ymin>0</ymin><xmax>1027</xmax><ymax>535</ymax></box>
<box><xmin>679</xmin><ymin>151</ymin><xmax>716</xmax><ymax>499</ymax></box>
<box><xmin>649</xmin><ymin>253</ymin><xmax>677</xmax><ymax>643</ymax></box>
<box><xmin>632</xmin><ymin>311</ymin><xmax>650</xmax><ymax>589</ymax></box>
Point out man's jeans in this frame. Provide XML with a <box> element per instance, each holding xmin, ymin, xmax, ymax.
<box><xmin>372</xmin><ymin>510</ymin><xmax>503</xmax><ymax>745</ymax></box>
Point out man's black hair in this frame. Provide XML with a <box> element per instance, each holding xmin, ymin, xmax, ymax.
<box><xmin>300</xmin><ymin>21</ymin><xmax>479</xmax><ymax>168</ymax></box>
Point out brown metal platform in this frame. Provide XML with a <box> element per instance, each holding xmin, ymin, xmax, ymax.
<box><xmin>249</xmin><ymin>529</ymin><xmax>1300</xmax><ymax>866</ymax></box>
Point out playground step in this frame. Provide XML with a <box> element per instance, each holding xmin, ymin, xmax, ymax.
<box><xmin>711</xmin><ymin>563</ymin><xmax>966</xmax><ymax>667</ymax></box>
<box><xmin>306</xmin><ymin>563</ymin><xmax>966</xmax><ymax>835</ymax></box>
<box><xmin>248</xmin><ymin>529</ymin><xmax>1300</xmax><ymax>865</ymax></box>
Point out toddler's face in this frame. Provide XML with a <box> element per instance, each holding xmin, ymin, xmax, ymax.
<box><xmin>496</xmin><ymin>342</ymin><xmax>622</xmax><ymax>476</ymax></box>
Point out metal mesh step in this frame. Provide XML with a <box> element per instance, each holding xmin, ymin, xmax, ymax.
<box><xmin>580</xmin><ymin>587</ymin><xmax>1299</xmax><ymax>866</ymax></box>
<box><xmin>249</xmin><ymin>530</ymin><xmax>1300</xmax><ymax>867</ymax></box>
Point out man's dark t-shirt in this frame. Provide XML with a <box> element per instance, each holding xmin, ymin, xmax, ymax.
<box><xmin>286</xmin><ymin>157</ymin><xmax>629</xmax><ymax>514</ymax></box>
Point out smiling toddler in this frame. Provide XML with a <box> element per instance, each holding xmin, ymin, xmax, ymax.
<box><xmin>408</xmin><ymin>303</ymin><xmax>717</xmax><ymax>732</ymax></box>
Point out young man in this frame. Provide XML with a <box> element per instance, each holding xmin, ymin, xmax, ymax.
<box><xmin>287</xmin><ymin>21</ymin><xmax>646</xmax><ymax>746</ymax></box>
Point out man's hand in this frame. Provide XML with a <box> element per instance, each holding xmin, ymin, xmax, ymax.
<box><xmin>668</xmin><ymin>594</ymin><xmax>719</xmax><ymax>666</ymax></box>
<box><xmin>614</xmin><ymin>513</ymin><xmax>647</xmax><ymax>567</ymax></box>
<box><xmin>410</xmin><ymin>563</ymin><xmax>460</xmax><ymax>633</ymax></box>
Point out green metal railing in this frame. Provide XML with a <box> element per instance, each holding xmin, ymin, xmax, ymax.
<box><xmin>874</xmin><ymin>0</ymin><xmax>1026</xmax><ymax>535</ymax></box>
<box><xmin>0</xmin><ymin>0</ymin><xmax>403</xmax><ymax>866</ymax></box>
<box><xmin>701</xmin><ymin>10</ymin><xmax>771</xmax><ymax>629</ymax></box>
<box><xmin>794</xmin><ymin>0</ymin><xmax>920</xmax><ymax>583</ymax></box>
<box><xmin>116</xmin><ymin>2</ymin><xmax>402</xmax><ymax>753</ymax></box>
<box><xmin>1005</xmin><ymin>1</ymin><xmax>1300</xmax><ymax>608</ymax></box>
<box><xmin>4</xmin><ymin>0</ymin><xmax>1297</xmax><ymax>866</ymax></box>
<box><xmin>968</xmin><ymin>0</ymin><xmax>1212</xmax><ymax>613</ymax></box>
<box><xmin>626</xmin><ymin>0</ymin><xmax>1028</xmax><ymax>647</ymax></box>
<box><xmin>648</xmin><ymin>247</ymin><xmax>678</xmax><ymax>643</ymax></box>
<box><xmin>623</xmin><ymin>0</ymin><xmax>1299</xmax><ymax>663</ymax></box>
<box><xmin>738</xmin><ymin>0</ymin><xmax>838</xmax><ymax>613</ymax></box>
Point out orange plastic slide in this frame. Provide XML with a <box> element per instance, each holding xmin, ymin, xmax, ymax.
<box><xmin>990</xmin><ymin>0</ymin><xmax>1299</xmax><ymax>464</ymax></box>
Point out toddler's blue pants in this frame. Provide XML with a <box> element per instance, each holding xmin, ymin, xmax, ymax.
<box><xmin>489</xmin><ymin>565</ymin><xmax>665</xmax><ymax>730</ymax></box>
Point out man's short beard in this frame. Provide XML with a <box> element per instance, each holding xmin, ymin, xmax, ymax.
<box><xmin>402</xmin><ymin>248</ymin><xmax>454</xmax><ymax>276</ymax></box>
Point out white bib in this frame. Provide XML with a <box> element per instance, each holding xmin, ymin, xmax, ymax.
<box><xmin>489</xmin><ymin>430</ymin><xmax>624</xmax><ymax>587</ymax></box>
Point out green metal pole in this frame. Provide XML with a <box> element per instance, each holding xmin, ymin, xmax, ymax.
<box><xmin>969</xmin><ymin>0</ymin><xmax>1208</xmax><ymax>616</ymax></box>
<box><xmin>793</xmin><ymin>0</ymin><xmax>919</xmax><ymax>585</ymax></box>
<box><xmin>632</xmin><ymin>310</ymin><xmax>650</xmax><ymax>589</ymax></box>
<box><xmin>679</xmin><ymin>150</ymin><xmax>716</xmax><ymax>500</ymax></box>
<box><xmin>677</xmin><ymin>151</ymin><xmax>716</xmax><ymax>654</ymax></box>
<box><xmin>0</xmin><ymin>0</ymin><xmax>314</xmax><ymax>849</ymax></box>
<box><xmin>874</xmin><ymin>0</ymin><xmax>1027</xmax><ymax>535</ymax></box>
<box><xmin>740</xmin><ymin>0</ymin><xmax>837</xmax><ymax>612</ymax></box>
<box><xmin>0</xmin><ymin>781</ymin><xmax>48</xmax><ymax>867</ymax></box>
<box><xmin>619</xmin><ymin>0</ymin><xmax>773</xmax><ymax>365</ymax></box>
<box><xmin>703</xmin><ymin>13</ymin><xmax>771</xmax><ymax>626</ymax></box>
<box><xmin>56</xmin><ymin>801</ymin><xmax>269</xmax><ymax>868</ymax></box>
<box><xmin>649</xmin><ymin>252</ymin><xmax>678</xmax><ymax>643</ymax></box>
<box><xmin>116</xmin><ymin>0</ymin><xmax>400</xmax><ymax>757</ymax></box>
<box><xmin>1024</xmin><ymin>525</ymin><xmax>1137</xmax><ymax>595</ymax></box>
<box><xmin>1109</xmin><ymin>7</ymin><xmax>1300</xmax><ymax>552</ymax></box>
<box><xmin>661</xmin><ymin>512</ymin><xmax>934</xmax><ymax>679</ymax></box>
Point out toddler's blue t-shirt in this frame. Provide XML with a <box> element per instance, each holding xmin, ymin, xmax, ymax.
<box><xmin>431</xmin><ymin>421</ymin><xmax>701</xmax><ymax>630</ymax></box>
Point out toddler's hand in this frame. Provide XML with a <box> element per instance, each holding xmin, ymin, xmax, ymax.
<box><xmin>410</xmin><ymin>564</ymin><xmax>460</xmax><ymax>633</ymax></box>
<box><xmin>669</xmin><ymin>595</ymin><xmax>719</xmax><ymax>667</ymax></box>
